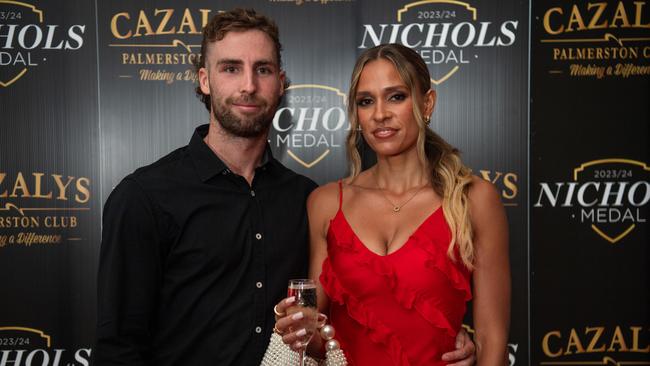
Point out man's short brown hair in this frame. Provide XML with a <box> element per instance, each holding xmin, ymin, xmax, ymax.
<box><xmin>194</xmin><ymin>8</ymin><xmax>284</xmax><ymax>111</ymax></box>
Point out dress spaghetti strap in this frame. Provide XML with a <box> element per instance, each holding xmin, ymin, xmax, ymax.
<box><xmin>338</xmin><ymin>180</ymin><xmax>343</xmax><ymax>210</ymax></box>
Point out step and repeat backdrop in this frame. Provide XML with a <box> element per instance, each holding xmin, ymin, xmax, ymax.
<box><xmin>531</xmin><ymin>1</ymin><xmax>649</xmax><ymax>366</ymax></box>
<box><xmin>0</xmin><ymin>0</ymin><xmax>647</xmax><ymax>365</ymax></box>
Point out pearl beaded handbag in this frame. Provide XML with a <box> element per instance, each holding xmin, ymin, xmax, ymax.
<box><xmin>260</xmin><ymin>324</ymin><xmax>348</xmax><ymax>366</ymax></box>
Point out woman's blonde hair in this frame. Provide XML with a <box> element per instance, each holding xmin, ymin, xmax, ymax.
<box><xmin>346</xmin><ymin>44</ymin><xmax>475</xmax><ymax>268</ymax></box>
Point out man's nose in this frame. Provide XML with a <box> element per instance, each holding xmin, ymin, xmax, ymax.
<box><xmin>240</xmin><ymin>69</ymin><xmax>257</xmax><ymax>94</ymax></box>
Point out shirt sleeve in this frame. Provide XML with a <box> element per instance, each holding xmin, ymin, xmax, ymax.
<box><xmin>93</xmin><ymin>177</ymin><xmax>163</xmax><ymax>366</ymax></box>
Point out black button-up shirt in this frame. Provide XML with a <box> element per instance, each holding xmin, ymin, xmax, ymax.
<box><xmin>94</xmin><ymin>124</ymin><xmax>317</xmax><ymax>366</ymax></box>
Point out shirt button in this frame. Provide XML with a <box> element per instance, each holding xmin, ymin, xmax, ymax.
<box><xmin>256</xmin><ymin>282</ymin><xmax>263</xmax><ymax>288</ymax></box>
<box><xmin>255</xmin><ymin>326</ymin><xmax>262</xmax><ymax>334</ymax></box>
<box><xmin>250</xmin><ymin>190</ymin><xmax>256</xmax><ymax>197</ymax></box>
<box><xmin>255</xmin><ymin>233</ymin><xmax>262</xmax><ymax>240</ymax></box>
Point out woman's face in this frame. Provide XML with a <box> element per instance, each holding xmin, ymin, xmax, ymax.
<box><xmin>355</xmin><ymin>59</ymin><xmax>428</xmax><ymax>158</ymax></box>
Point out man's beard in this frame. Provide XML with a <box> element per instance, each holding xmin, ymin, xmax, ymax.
<box><xmin>211</xmin><ymin>94</ymin><xmax>277</xmax><ymax>138</ymax></box>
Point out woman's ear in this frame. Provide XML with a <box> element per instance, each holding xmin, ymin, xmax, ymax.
<box><xmin>424</xmin><ymin>89</ymin><xmax>437</xmax><ymax>117</ymax></box>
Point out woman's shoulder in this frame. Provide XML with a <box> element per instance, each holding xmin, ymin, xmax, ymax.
<box><xmin>307</xmin><ymin>180</ymin><xmax>342</xmax><ymax>220</ymax></box>
<box><xmin>467</xmin><ymin>175</ymin><xmax>505</xmax><ymax>219</ymax></box>
<box><xmin>309</xmin><ymin>180</ymin><xmax>340</xmax><ymax>202</ymax></box>
<box><xmin>468</xmin><ymin>175</ymin><xmax>500</xmax><ymax>201</ymax></box>
<box><xmin>309</xmin><ymin>174</ymin><xmax>367</xmax><ymax>200</ymax></box>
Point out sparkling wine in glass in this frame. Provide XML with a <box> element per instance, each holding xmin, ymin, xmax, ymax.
<box><xmin>287</xmin><ymin>279</ymin><xmax>318</xmax><ymax>366</ymax></box>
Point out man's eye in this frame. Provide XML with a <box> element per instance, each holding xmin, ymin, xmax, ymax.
<box><xmin>258</xmin><ymin>67</ymin><xmax>272</xmax><ymax>74</ymax></box>
<box><xmin>223</xmin><ymin>66</ymin><xmax>238</xmax><ymax>73</ymax></box>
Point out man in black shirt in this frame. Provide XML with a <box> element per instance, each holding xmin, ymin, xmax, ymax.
<box><xmin>93</xmin><ymin>8</ymin><xmax>476</xmax><ymax>366</ymax></box>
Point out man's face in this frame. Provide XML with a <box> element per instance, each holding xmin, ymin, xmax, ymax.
<box><xmin>199</xmin><ymin>30</ymin><xmax>285</xmax><ymax>138</ymax></box>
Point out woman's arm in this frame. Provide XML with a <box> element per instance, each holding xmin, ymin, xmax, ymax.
<box><xmin>274</xmin><ymin>182</ymin><xmax>339</xmax><ymax>355</ymax></box>
<box><xmin>305</xmin><ymin>182</ymin><xmax>340</xmax><ymax>356</ymax></box>
<box><xmin>469</xmin><ymin>177</ymin><xmax>511</xmax><ymax>365</ymax></box>
<box><xmin>307</xmin><ymin>183</ymin><xmax>338</xmax><ymax>315</ymax></box>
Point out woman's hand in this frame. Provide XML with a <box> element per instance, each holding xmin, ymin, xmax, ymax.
<box><xmin>273</xmin><ymin>296</ymin><xmax>321</xmax><ymax>352</ymax></box>
<box><xmin>441</xmin><ymin>328</ymin><xmax>477</xmax><ymax>365</ymax></box>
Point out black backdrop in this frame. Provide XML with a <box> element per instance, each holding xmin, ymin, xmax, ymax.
<box><xmin>0</xmin><ymin>0</ymin><xmax>647</xmax><ymax>365</ymax></box>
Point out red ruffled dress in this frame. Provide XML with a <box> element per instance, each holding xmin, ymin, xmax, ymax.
<box><xmin>319</xmin><ymin>182</ymin><xmax>472</xmax><ymax>366</ymax></box>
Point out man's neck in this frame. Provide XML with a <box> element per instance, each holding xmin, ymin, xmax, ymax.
<box><xmin>203</xmin><ymin>120</ymin><xmax>269</xmax><ymax>186</ymax></box>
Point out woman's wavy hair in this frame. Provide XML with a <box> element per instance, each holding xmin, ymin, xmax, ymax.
<box><xmin>346</xmin><ymin>44</ymin><xmax>475</xmax><ymax>268</ymax></box>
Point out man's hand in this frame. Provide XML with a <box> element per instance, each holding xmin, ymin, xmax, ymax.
<box><xmin>441</xmin><ymin>328</ymin><xmax>476</xmax><ymax>366</ymax></box>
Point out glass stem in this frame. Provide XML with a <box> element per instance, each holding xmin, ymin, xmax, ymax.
<box><xmin>299</xmin><ymin>348</ymin><xmax>306</xmax><ymax>366</ymax></box>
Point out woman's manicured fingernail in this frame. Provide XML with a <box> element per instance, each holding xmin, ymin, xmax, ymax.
<box><xmin>286</xmin><ymin>296</ymin><xmax>296</xmax><ymax>304</ymax></box>
<box><xmin>292</xmin><ymin>312</ymin><xmax>304</xmax><ymax>320</ymax></box>
<box><xmin>296</xmin><ymin>328</ymin><xmax>307</xmax><ymax>337</ymax></box>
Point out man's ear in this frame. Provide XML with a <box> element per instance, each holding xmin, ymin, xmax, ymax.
<box><xmin>199</xmin><ymin>67</ymin><xmax>210</xmax><ymax>95</ymax></box>
<box><xmin>279</xmin><ymin>70</ymin><xmax>286</xmax><ymax>97</ymax></box>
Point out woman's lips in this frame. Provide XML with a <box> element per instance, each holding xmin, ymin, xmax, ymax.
<box><xmin>372</xmin><ymin>127</ymin><xmax>398</xmax><ymax>139</ymax></box>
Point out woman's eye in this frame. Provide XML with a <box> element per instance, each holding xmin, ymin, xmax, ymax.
<box><xmin>390</xmin><ymin>93</ymin><xmax>406</xmax><ymax>101</ymax></box>
<box><xmin>356</xmin><ymin>98</ymin><xmax>372</xmax><ymax>106</ymax></box>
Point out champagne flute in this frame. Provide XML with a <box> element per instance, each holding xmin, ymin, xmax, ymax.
<box><xmin>287</xmin><ymin>279</ymin><xmax>318</xmax><ymax>366</ymax></box>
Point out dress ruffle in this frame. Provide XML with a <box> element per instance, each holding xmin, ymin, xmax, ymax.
<box><xmin>409</xmin><ymin>230</ymin><xmax>472</xmax><ymax>302</ymax></box>
<box><xmin>322</xmin><ymin>210</ymin><xmax>472</xmax><ymax>361</ymax></box>
<box><xmin>320</xmin><ymin>257</ymin><xmax>411</xmax><ymax>366</ymax></box>
<box><xmin>392</xmin><ymin>285</ymin><xmax>458</xmax><ymax>338</ymax></box>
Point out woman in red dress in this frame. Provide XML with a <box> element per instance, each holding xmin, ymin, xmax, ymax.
<box><xmin>275</xmin><ymin>44</ymin><xmax>510</xmax><ymax>366</ymax></box>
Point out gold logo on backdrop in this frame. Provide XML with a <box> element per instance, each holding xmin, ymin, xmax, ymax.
<box><xmin>0</xmin><ymin>327</ymin><xmax>51</xmax><ymax>347</ymax></box>
<box><xmin>540</xmin><ymin>1</ymin><xmax>650</xmax><ymax>78</ymax></box>
<box><xmin>108</xmin><ymin>8</ymin><xmax>216</xmax><ymax>83</ymax></box>
<box><xmin>287</xmin><ymin>150</ymin><xmax>330</xmax><ymax>169</ymax></box>
<box><xmin>479</xmin><ymin>170</ymin><xmax>519</xmax><ymax>206</ymax></box>
<box><xmin>0</xmin><ymin>326</ymin><xmax>92</xmax><ymax>363</ymax></box>
<box><xmin>0</xmin><ymin>1</ymin><xmax>85</xmax><ymax>87</ymax></box>
<box><xmin>573</xmin><ymin>159</ymin><xmax>650</xmax><ymax>244</ymax></box>
<box><xmin>359</xmin><ymin>0</ymin><xmax>519</xmax><ymax>85</ymax></box>
<box><xmin>272</xmin><ymin>84</ymin><xmax>348</xmax><ymax>169</ymax></box>
<box><xmin>397</xmin><ymin>0</ymin><xmax>472</xmax><ymax>85</ymax></box>
<box><xmin>0</xmin><ymin>1</ymin><xmax>42</xmax><ymax>87</ymax></box>
<box><xmin>0</xmin><ymin>172</ymin><xmax>91</xmax><ymax>248</ymax></box>
<box><xmin>541</xmin><ymin>357</ymin><xmax>650</xmax><ymax>366</ymax></box>
<box><xmin>535</xmin><ymin>158</ymin><xmax>649</xmax><ymax>245</ymax></box>
<box><xmin>541</xmin><ymin>326</ymin><xmax>650</xmax><ymax>365</ymax></box>
<box><xmin>397</xmin><ymin>1</ymin><xmax>477</xmax><ymax>22</ymax></box>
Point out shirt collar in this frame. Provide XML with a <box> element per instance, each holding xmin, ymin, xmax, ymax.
<box><xmin>188</xmin><ymin>124</ymin><xmax>275</xmax><ymax>182</ymax></box>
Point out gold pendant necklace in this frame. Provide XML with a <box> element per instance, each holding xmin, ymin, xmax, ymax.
<box><xmin>374</xmin><ymin>172</ymin><xmax>428</xmax><ymax>213</ymax></box>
